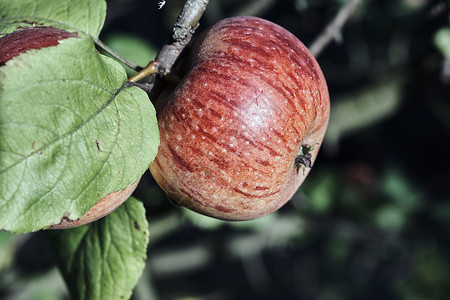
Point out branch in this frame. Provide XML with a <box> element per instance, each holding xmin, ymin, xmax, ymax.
<box><xmin>129</xmin><ymin>0</ymin><xmax>209</xmax><ymax>89</ymax></box>
<box><xmin>308</xmin><ymin>0</ymin><xmax>361</xmax><ymax>57</ymax></box>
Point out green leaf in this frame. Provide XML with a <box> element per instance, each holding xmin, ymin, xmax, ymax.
<box><xmin>0</xmin><ymin>37</ymin><xmax>159</xmax><ymax>233</ymax></box>
<box><xmin>434</xmin><ymin>27</ymin><xmax>450</xmax><ymax>58</ymax></box>
<box><xmin>0</xmin><ymin>0</ymin><xmax>106</xmax><ymax>38</ymax></box>
<box><xmin>48</xmin><ymin>197</ymin><xmax>149</xmax><ymax>300</ymax></box>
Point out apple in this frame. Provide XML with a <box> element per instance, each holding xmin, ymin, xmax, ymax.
<box><xmin>49</xmin><ymin>180</ymin><xmax>140</xmax><ymax>229</ymax></box>
<box><xmin>1</xmin><ymin>26</ymin><xmax>141</xmax><ymax>229</ymax></box>
<box><xmin>0</xmin><ymin>26</ymin><xmax>80</xmax><ymax>65</ymax></box>
<box><xmin>149</xmin><ymin>16</ymin><xmax>330</xmax><ymax>220</ymax></box>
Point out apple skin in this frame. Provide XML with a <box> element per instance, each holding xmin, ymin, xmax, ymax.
<box><xmin>0</xmin><ymin>26</ymin><xmax>79</xmax><ymax>65</ymax></box>
<box><xmin>49</xmin><ymin>179</ymin><xmax>140</xmax><ymax>229</ymax></box>
<box><xmin>1</xmin><ymin>26</ymin><xmax>140</xmax><ymax>229</ymax></box>
<box><xmin>149</xmin><ymin>16</ymin><xmax>330</xmax><ymax>221</ymax></box>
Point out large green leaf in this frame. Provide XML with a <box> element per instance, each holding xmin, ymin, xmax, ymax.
<box><xmin>0</xmin><ymin>0</ymin><xmax>106</xmax><ymax>38</ymax></box>
<box><xmin>49</xmin><ymin>197</ymin><xmax>149</xmax><ymax>300</ymax></box>
<box><xmin>0</xmin><ymin>37</ymin><xmax>159</xmax><ymax>232</ymax></box>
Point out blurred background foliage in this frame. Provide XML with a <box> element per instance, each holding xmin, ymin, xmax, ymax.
<box><xmin>1</xmin><ymin>0</ymin><xmax>450</xmax><ymax>299</ymax></box>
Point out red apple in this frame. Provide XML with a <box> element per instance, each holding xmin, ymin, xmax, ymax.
<box><xmin>150</xmin><ymin>16</ymin><xmax>330</xmax><ymax>220</ymax></box>
<box><xmin>0</xmin><ymin>26</ymin><xmax>79</xmax><ymax>65</ymax></box>
<box><xmin>1</xmin><ymin>26</ymin><xmax>141</xmax><ymax>229</ymax></box>
<box><xmin>49</xmin><ymin>180</ymin><xmax>140</xmax><ymax>229</ymax></box>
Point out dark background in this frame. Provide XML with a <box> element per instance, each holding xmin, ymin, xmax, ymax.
<box><xmin>1</xmin><ymin>0</ymin><xmax>450</xmax><ymax>299</ymax></box>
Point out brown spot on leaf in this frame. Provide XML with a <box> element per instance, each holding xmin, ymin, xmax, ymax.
<box><xmin>134</xmin><ymin>221</ymin><xmax>140</xmax><ymax>231</ymax></box>
<box><xmin>96</xmin><ymin>140</ymin><xmax>102</xmax><ymax>152</ymax></box>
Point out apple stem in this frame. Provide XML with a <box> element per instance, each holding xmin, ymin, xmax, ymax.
<box><xmin>129</xmin><ymin>61</ymin><xmax>159</xmax><ymax>83</ymax></box>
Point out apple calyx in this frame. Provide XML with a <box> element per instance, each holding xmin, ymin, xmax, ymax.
<box><xmin>149</xmin><ymin>16</ymin><xmax>330</xmax><ymax>221</ymax></box>
<box><xmin>295</xmin><ymin>144</ymin><xmax>317</xmax><ymax>172</ymax></box>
